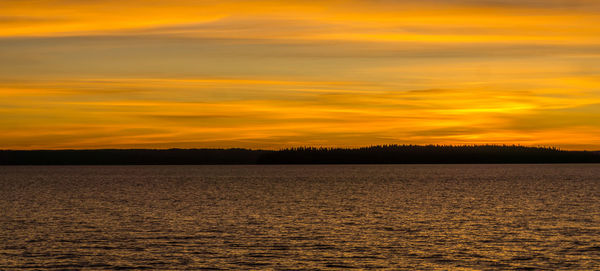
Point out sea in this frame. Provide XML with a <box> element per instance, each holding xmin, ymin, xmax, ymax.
<box><xmin>1</xmin><ymin>164</ymin><xmax>599</xmax><ymax>270</ymax></box>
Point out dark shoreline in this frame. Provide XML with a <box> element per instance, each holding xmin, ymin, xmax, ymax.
<box><xmin>1</xmin><ymin>145</ymin><xmax>599</xmax><ymax>165</ymax></box>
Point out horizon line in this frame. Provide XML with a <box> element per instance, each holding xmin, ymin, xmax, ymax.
<box><xmin>2</xmin><ymin>144</ymin><xmax>598</xmax><ymax>152</ymax></box>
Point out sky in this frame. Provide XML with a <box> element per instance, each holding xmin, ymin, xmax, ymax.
<box><xmin>1</xmin><ymin>0</ymin><xmax>600</xmax><ymax>150</ymax></box>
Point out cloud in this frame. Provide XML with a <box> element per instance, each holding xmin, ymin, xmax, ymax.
<box><xmin>420</xmin><ymin>0</ymin><xmax>599</xmax><ymax>9</ymax></box>
<box><xmin>356</xmin><ymin>0</ymin><xmax>600</xmax><ymax>11</ymax></box>
<box><xmin>1</xmin><ymin>1</ymin><xmax>600</xmax><ymax>149</ymax></box>
<box><xmin>0</xmin><ymin>16</ymin><xmax>66</xmax><ymax>24</ymax></box>
<box><xmin>503</xmin><ymin>103</ymin><xmax>600</xmax><ymax>131</ymax></box>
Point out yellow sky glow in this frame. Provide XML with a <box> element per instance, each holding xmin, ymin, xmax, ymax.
<box><xmin>1</xmin><ymin>0</ymin><xmax>600</xmax><ymax>150</ymax></box>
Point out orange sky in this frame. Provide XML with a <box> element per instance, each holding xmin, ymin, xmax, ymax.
<box><xmin>1</xmin><ymin>0</ymin><xmax>600</xmax><ymax>150</ymax></box>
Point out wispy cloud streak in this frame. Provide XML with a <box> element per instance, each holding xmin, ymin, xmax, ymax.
<box><xmin>1</xmin><ymin>1</ymin><xmax>599</xmax><ymax>149</ymax></box>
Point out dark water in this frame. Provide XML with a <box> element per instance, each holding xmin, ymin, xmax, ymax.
<box><xmin>1</xmin><ymin>165</ymin><xmax>600</xmax><ymax>270</ymax></box>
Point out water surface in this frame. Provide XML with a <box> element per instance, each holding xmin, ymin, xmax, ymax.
<box><xmin>1</xmin><ymin>165</ymin><xmax>599</xmax><ymax>270</ymax></box>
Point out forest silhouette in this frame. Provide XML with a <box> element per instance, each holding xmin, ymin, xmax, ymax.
<box><xmin>1</xmin><ymin>145</ymin><xmax>599</xmax><ymax>165</ymax></box>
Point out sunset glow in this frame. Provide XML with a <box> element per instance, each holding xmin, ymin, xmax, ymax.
<box><xmin>2</xmin><ymin>0</ymin><xmax>600</xmax><ymax>149</ymax></box>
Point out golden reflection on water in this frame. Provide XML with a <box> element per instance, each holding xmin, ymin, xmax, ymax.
<box><xmin>1</xmin><ymin>165</ymin><xmax>600</xmax><ymax>269</ymax></box>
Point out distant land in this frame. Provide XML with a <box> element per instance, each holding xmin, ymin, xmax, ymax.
<box><xmin>1</xmin><ymin>145</ymin><xmax>599</xmax><ymax>165</ymax></box>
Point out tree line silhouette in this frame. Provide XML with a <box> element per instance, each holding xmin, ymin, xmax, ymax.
<box><xmin>257</xmin><ymin>145</ymin><xmax>600</xmax><ymax>164</ymax></box>
<box><xmin>0</xmin><ymin>145</ymin><xmax>598</xmax><ymax>165</ymax></box>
